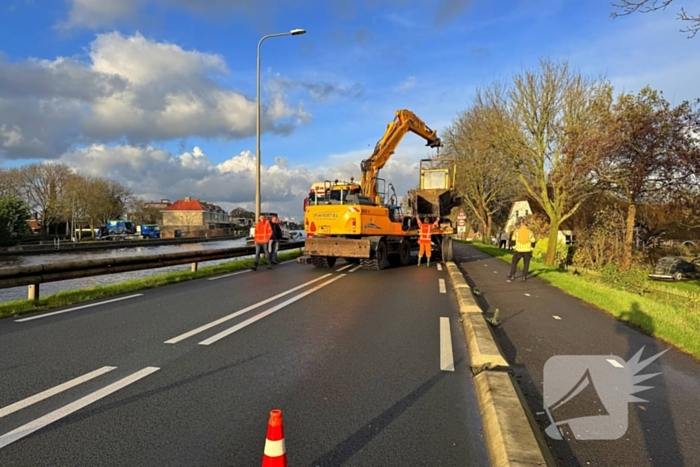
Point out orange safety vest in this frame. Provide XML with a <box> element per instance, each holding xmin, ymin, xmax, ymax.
<box><xmin>254</xmin><ymin>220</ymin><xmax>272</xmax><ymax>244</ymax></box>
<box><xmin>419</xmin><ymin>223</ymin><xmax>434</xmax><ymax>244</ymax></box>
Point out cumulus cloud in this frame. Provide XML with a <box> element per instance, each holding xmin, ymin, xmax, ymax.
<box><xmin>57</xmin><ymin>141</ymin><xmax>433</xmax><ymax>221</ymax></box>
<box><xmin>0</xmin><ymin>32</ymin><xmax>309</xmax><ymax>160</ymax></box>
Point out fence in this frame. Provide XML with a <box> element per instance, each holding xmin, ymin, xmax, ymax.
<box><xmin>0</xmin><ymin>241</ymin><xmax>304</xmax><ymax>301</ymax></box>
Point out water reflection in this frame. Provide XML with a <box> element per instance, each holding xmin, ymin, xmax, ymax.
<box><xmin>0</xmin><ymin>238</ymin><xmax>248</xmax><ymax>303</ymax></box>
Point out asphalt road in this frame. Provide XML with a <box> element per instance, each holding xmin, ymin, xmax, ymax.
<box><xmin>454</xmin><ymin>242</ymin><xmax>700</xmax><ymax>467</ymax></box>
<box><xmin>0</xmin><ymin>258</ymin><xmax>488</xmax><ymax>466</ymax></box>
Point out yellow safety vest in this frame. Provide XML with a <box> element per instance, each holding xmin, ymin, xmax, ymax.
<box><xmin>513</xmin><ymin>227</ymin><xmax>534</xmax><ymax>252</ymax></box>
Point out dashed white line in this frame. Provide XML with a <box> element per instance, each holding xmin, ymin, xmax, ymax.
<box><xmin>207</xmin><ymin>270</ymin><xmax>251</xmax><ymax>281</ymax></box>
<box><xmin>0</xmin><ymin>366</ymin><xmax>117</xmax><ymax>419</ymax></box>
<box><xmin>336</xmin><ymin>263</ymin><xmax>355</xmax><ymax>272</ymax></box>
<box><xmin>0</xmin><ymin>367</ymin><xmax>160</xmax><ymax>450</ymax></box>
<box><xmin>199</xmin><ymin>275</ymin><xmax>346</xmax><ymax>345</ymax></box>
<box><xmin>15</xmin><ymin>295</ymin><xmax>144</xmax><ymax>322</ymax></box>
<box><xmin>553</xmin><ymin>315</ymin><xmax>562</xmax><ymax>320</ymax></box>
<box><xmin>440</xmin><ymin>317</ymin><xmax>455</xmax><ymax>372</ymax></box>
<box><xmin>438</xmin><ymin>278</ymin><xmax>446</xmax><ymax>294</ymax></box>
<box><xmin>607</xmin><ymin>359</ymin><xmax>624</xmax><ymax>368</ymax></box>
<box><xmin>524</xmin><ymin>293</ymin><xmax>531</xmax><ymax>297</ymax></box>
<box><xmin>349</xmin><ymin>265</ymin><xmax>363</xmax><ymax>272</ymax></box>
<box><xmin>437</xmin><ymin>263</ymin><xmax>443</xmax><ymax>271</ymax></box>
<box><xmin>165</xmin><ymin>274</ymin><xmax>333</xmax><ymax>344</ymax></box>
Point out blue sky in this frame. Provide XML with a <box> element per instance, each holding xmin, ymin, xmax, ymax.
<box><xmin>1</xmin><ymin>0</ymin><xmax>698</xmax><ymax>220</ymax></box>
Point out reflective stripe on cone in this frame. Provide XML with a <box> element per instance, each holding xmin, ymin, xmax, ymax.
<box><xmin>262</xmin><ymin>409</ymin><xmax>287</xmax><ymax>467</ymax></box>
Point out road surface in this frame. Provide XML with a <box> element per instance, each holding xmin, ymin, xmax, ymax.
<box><xmin>454</xmin><ymin>242</ymin><xmax>700</xmax><ymax>467</ymax></box>
<box><xmin>0</xmin><ymin>258</ymin><xmax>487</xmax><ymax>466</ymax></box>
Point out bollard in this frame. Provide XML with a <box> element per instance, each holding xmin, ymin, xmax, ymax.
<box><xmin>28</xmin><ymin>284</ymin><xmax>40</xmax><ymax>301</ymax></box>
<box><xmin>191</xmin><ymin>262</ymin><xmax>198</xmax><ymax>272</ymax></box>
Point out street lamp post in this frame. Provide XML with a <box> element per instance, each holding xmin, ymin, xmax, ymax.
<box><xmin>255</xmin><ymin>28</ymin><xmax>306</xmax><ymax>221</ymax></box>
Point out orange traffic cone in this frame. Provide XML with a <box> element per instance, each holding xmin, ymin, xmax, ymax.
<box><xmin>262</xmin><ymin>409</ymin><xmax>287</xmax><ymax>467</ymax></box>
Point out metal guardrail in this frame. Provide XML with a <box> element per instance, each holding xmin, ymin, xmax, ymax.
<box><xmin>0</xmin><ymin>241</ymin><xmax>304</xmax><ymax>300</ymax></box>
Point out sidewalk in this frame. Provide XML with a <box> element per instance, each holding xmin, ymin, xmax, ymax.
<box><xmin>454</xmin><ymin>242</ymin><xmax>700</xmax><ymax>467</ymax></box>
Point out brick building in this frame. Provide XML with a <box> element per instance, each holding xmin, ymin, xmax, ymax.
<box><xmin>161</xmin><ymin>197</ymin><xmax>233</xmax><ymax>238</ymax></box>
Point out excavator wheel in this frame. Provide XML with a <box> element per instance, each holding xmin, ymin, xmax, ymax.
<box><xmin>398</xmin><ymin>239</ymin><xmax>411</xmax><ymax>266</ymax></box>
<box><xmin>361</xmin><ymin>240</ymin><xmax>388</xmax><ymax>271</ymax></box>
<box><xmin>310</xmin><ymin>256</ymin><xmax>337</xmax><ymax>268</ymax></box>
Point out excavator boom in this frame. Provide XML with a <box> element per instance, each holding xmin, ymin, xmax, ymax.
<box><xmin>360</xmin><ymin>109</ymin><xmax>442</xmax><ymax>203</ymax></box>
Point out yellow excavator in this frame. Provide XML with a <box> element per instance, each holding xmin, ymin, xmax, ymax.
<box><xmin>303</xmin><ymin>109</ymin><xmax>461</xmax><ymax>270</ymax></box>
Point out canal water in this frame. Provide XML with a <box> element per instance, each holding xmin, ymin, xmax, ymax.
<box><xmin>0</xmin><ymin>238</ymin><xmax>256</xmax><ymax>303</ymax></box>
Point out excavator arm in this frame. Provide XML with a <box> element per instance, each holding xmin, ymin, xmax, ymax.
<box><xmin>360</xmin><ymin>109</ymin><xmax>442</xmax><ymax>204</ymax></box>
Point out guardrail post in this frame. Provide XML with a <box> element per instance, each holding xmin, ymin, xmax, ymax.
<box><xmin>191</xmin><ymin>262</ymin><xmax>198</xmax><ymax>272</ymax></box>
<box><xmin>28</xmin><ymin>284</ymin><xmax>40</xmax><ymax>301</ymax></box>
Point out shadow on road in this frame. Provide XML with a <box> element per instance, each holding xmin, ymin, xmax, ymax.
<box><xmin>455</xmin><ymin>261</ymin><xmax>582</xmax><ymax>467</ymax></box>
<box><xmin>310</xmin><ymin>358</ymin><xmax>464</xmax><ymax>466</ymax></box>
<box><xmin>617</xmin><ymin>302</ymin><xmax>682</xmax><ymax>467</ymax></box>
<box><xmin>35</xmin><ymin>353</ymin><xmax>266</xmax><ymax>434</ymax></box>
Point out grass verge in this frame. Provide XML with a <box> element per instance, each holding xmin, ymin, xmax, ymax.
<box><xmin>464</xmin><ymin>241</ymin><xmax>700</xmax><ymax>360</ymax></box>
<box><xmin>0</xmin><ymin>249</ymin><xmax>304</xmax><ymax>320</ymax></box>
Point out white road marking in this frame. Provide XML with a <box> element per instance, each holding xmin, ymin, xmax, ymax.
<box><xmin>607</xmin><ymin>359</ymin><xmax>624</xmax><ymax>368</ymax></box>
<box><xmin>0</xmin><ymin>366</ymin><xmax>117</xmax><ymax>419</ymax></box>
<box><xmin>524</xmin><ymin>293</ymin><xmax>531</xmax><ymax>297</ymax></box>
<box><xmin>349</xmin><ymin>265</ymin><xmax>363</xmax><ymax>272</ymax></box>
<box><xmin>438</xmin><ymin>278</ymin><xmax>446</xmax><ymax>294</ymax></box>
<box><xmin>15</xmin><ymin>295</ymin><xmax>143</xmax><ymax>323</ymax></box>
<box><xmin>437</xmin><ymin>263</ymin><xmax>443</xmax><ymax>271</ymax></box>
<box><xmin>440</xmin><ymin>317</ymin><xmax>455</xmax><ymax>372</ymax></box>
<box><xmin>0</xmin><ymin>367</ymin><xmax>159</xmax><ymax>450</ymax></box>
<box><xmin>553</xmin><ymin>315</ymin><xmax>561</xmax><ymax>320</ymax></box>
<box><xmin>494</xmin><ymin>271</ymin><xmax>498</xmax><ymax>273</ymax></box>
<box><xmin>336</xmin><ymin>263</ymin><xmax>354</xmax><ymax>272</ymax></box>
<box><xmin>207</xmin><ymin>270</ymin><xmax>250</xmax><ymax>281</ymax></box>
<box><xmin>165</xmin><ymin>275</ymin><xmax>332</xmax><ymax>344</ymax></box>
<box><xmin>199</xmin><ymin>275</ymin><xmax>346</xmax><ymax>345</ymax></box>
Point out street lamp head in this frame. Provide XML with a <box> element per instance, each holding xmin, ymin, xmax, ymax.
<box><xmin>290</xmin><ymin>28</ymin><xmax>306</xmax><ymax>35</ymax></box>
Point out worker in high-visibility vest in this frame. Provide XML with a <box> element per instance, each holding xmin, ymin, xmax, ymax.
<box><xmin>252</xmin><ymin>214</ymin><xmax>273</xmax><ymax>270</ymax></box>
<box><xmin>508</xmin><ymin>218</ymin><xmax>535</xmax><ymax>281</ymax></box>
<box><xmin>417</xmin><ymin>217</ymin><xmax>440</xmax><ymax>267</ymax></box>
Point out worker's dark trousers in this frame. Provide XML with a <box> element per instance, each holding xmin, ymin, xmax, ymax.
<box><xmin>510</xmin><ymin>251</ymin><xmax>532</xmax><ymax>278</ymax></box>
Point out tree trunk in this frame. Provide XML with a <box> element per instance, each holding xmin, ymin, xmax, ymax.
<box><xmin>486</xmin><ymin>213</ymin><xmax>493</xmax><ymax>240</ymax></box>
<box><xmin>621</xmin><ymin>203</ymin><xmax>636</xmax><ymax>272</ymax></box>
<box><xmin>545</xmin><ymin>219</ymin><xmax>561</xmax><ymax>265</ymax></box>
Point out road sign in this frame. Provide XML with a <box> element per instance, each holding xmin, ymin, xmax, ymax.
<box><xmin>457</xmin><ymin>210</ymin><xmax>466</xmax><ymax>220</ymax></box>
<box><xmin>457</xmin><ymin>219</ymin><xmax>466</xmax><ymax>226</ymax></box>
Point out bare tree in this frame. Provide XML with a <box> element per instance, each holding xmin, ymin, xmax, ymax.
<box><xmin>443</xmin><ymin>103</ymin><xmax>520</xmax><ymax>238</ymax></box>
<box><xmin>611</xmin><ymin>0</ymin><xmax>699</xmax><ymax>38</ymax></box>
<box><xmin>481</xmin><ymin>59</ymin><xmax>611</xmax><ymax>265</ymax></box>
<box><xmin>18</xmin><ymin>163</ymin><xmax>73</xmax><ymax>236</ymax></box>
<box><xmin>0</xmin><ymin>168</ymin><xmax>22</xmax><ymax>199</ymax></box>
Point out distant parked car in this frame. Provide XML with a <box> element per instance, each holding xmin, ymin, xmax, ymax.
<box><xmin>648</xmin><ymin>256</ymin><xmax>700</xmax><ymax>281</ymax></box>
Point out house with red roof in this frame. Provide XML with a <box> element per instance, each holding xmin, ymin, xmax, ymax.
<box><xmin>160</xmin><ymin>197</ymin><xmax>233</xmax><ymax>238</ymax></box>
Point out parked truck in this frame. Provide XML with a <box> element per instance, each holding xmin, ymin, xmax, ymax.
<box><xmin>136</xmin><ymin>224</ymin><xmax>160</xmax><ymax>239</ymax></box>
<box><xmin>302</xmin><ymin>109</ymin><xmax>462</xmax><ymax>270</ymax></box>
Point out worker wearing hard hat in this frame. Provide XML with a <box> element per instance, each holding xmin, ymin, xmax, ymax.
<box><xmin>417</xmin><ymin>217</ymin><xmax>440</xmax><ymax>267</ymax></box>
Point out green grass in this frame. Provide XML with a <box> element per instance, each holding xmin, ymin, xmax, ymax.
<box><xmin>0</xmin><ymin>249</ymin><xmax>304</xmax><ymax>320</ymax></box>
<box><xmin>467</xmin><ymin>242</ymin><xmax>700</xmax><ymax>360</ymax></box>
<box><xmin>651</xmin><ymin>279</ymin><xmax>700</xmax><ymax>294</ymax></box>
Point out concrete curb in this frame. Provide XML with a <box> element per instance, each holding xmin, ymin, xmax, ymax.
<box><xmin>445</xmin><ymin>261</ymin><xmax>555</xmax><ymax>467</ymax></box>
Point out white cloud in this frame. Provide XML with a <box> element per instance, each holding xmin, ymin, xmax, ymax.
<box><xmin>57</xmin><ymin>138</ymin><xmax>437</xmax><ymax>220</ymax></box>
<box><xmin>58</xmin><ymin>0</ymin><xmax>143</xmax><ymax>30</ymax></box>
<box><xmin>0</xmin><ymin>32</ymin><xmax>308</xmax><ymax>160</ymax></box>
<box><xmin>394</xmin><ymin>76</ymin><xmax>417</xmax><ymax>92</ymax></box>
